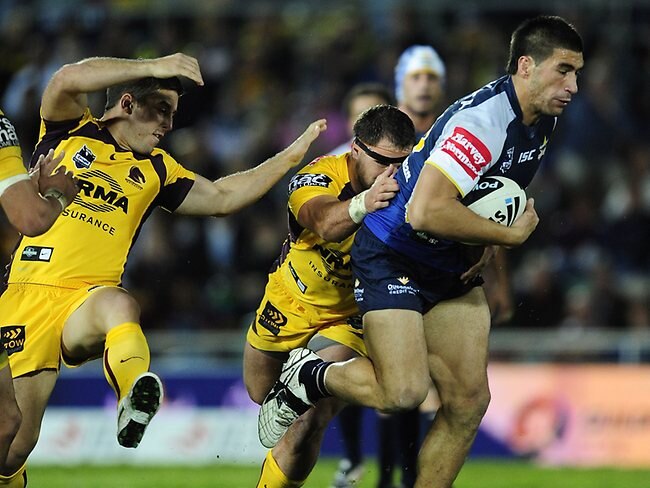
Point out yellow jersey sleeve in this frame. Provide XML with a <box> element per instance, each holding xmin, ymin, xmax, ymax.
<box><xmin>288</xmin><ymin>154</ymin><xmax>348</xmax><ymax>219</ymax></box>
<box><xmin>0</xmin><ymin>110</ymin><xmax>29</xmax><ymax>196</ymax></box>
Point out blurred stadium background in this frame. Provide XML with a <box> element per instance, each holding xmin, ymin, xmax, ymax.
<box><xmin>1</xmin><ymin>0</ymin><xmax>650</xmax><ymax>486</ymax></box>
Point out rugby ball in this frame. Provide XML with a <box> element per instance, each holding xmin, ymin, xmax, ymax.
<box><xmin>461</xmin><ymin>176</ymin><xmax>526</xmax><ymax>227</ymax></box>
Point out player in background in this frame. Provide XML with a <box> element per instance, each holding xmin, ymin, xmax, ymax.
<box><xmin>0</xmin><ymin>53</ymin><xmax>325</xmax><ymax>488</ymax></box>
<box><xmin>259</xmin><ymin>16</ymin><xmax>583</xmax><ymax>487</ymax></box>
<box><xmin>245</xmin><ymin>105</ymin><xmax>415</xmax><ymax>488</ymax></box>
<box><xmin>0</xmin><ymin>109</ymin><xmax>78</xmax><ymax>484</ymax></box>
<box><xmin>329</xmin><ymin>83</ymin><xmax>394</xmax><ymax>156</ymax></box>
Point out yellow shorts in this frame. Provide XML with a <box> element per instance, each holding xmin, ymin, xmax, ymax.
<box><xmin>246</xmin><ymin>271</ymin><xmax>367</xmax><ymax>357</ymax></box>
<box><xmin>0</xmin><ymin>283</ymin><xmax>110</xmax><ymax>377</ymax></box>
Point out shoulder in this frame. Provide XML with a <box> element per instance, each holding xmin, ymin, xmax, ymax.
<box><xmin>289</xmin><ymin>154</ymin><xmax>347</xmax><ymax>195</ymax></box>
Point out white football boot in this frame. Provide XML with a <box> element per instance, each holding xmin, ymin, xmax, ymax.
<box><xmin>258</xmin><ymin>348</ymin><xmax>322</xmax><ymax>448</ymax></box>
<box><xmin>117</xmin><ymin>372</ymin><xmax>164</xmax><ymax>448</ymax></box>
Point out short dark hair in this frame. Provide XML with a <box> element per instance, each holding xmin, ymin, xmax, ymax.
<box><xmin>342</xmin><ymin>83</ymin><xmax>395</xmax><ymax>119</ymax></box>
<box><xmin>353</xmin><ymin>104</ymin><xmax>416</xmax><ymax>151</ymax></box>
<box><xmin>506</xmin><ymin>16</ymin><xmax>583</xmax><ymax>74</ymax></box>
<box><xmin>105</xmin><ymin>77</ymin><xmax>184</xmax><ymax>111</ymax></box>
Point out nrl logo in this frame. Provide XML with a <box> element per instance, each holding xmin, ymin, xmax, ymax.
<box><xmin>72</xmin><ymin>145</ymin><xmax>96</xmax><ymax>169</ymax></box>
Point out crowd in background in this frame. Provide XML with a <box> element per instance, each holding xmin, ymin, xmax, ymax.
<box><xmin>0</xmin><ymin>0</ymin><xmax>648</xmax><ymax>335</ymax></box>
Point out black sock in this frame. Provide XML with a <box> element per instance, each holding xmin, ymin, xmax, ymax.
<box><xmin>298</xmin><ymin>359</ymin><xmax>332</xmax><ymax>402</ymax></box>
<box><xmin>399</xmin><ymin>408</ymin><xmax>420</xmax><ymax>488</ymax></box>
<box><xmin>377</xmin><ymin>414</ymin><xmax>396</xmax><ymax>487</ymax></box>
<box><xmin>338</xmin><ymin>405</ymin><xmax>364</xmax><ymax>465</ymax></box>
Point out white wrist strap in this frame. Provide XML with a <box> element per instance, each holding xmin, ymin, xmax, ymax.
<box><xmin>348</xmin><ymin>190</ymin><xmax>369</xmax><ymax>224</ymax></box>
<box><xmin>44</xmin><ymin>189</ymin><xmax>68</xmax><ymax>212</ymax></box>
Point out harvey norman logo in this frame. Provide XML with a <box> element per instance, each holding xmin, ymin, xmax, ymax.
<box><xmin>441</xmin><ymin>127</ymin><xmax>491</xmax><ymax>179</ymax></box>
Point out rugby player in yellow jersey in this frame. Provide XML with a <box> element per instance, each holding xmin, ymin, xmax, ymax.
<box><xmin>244</xmin><ymin>105</ymin><xmax>416</xmax><ymax>488</ymax></box>
<box><xmin>0</xmin><ymin>110</ymin><xmax>77</xmax><ymax>484</ymax></box>
<box><xmin>0</xmin><ymin>53</ymin><xmax>326</xmax><ymax>487</ymax></box>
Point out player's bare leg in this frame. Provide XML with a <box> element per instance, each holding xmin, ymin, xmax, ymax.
<box><xmin>417</xmin><ymin>287</ymin><xmax>491</xmax><ymax>488</ymax></box>
<box><xmin>63</xmin><ymin>287</ymin><xmax>162</xmax><ymax>448</ymax></box>
<box><xmin>325</xmin><ymin>309</ymin><xmax>430</xmax><ymax>411</ymax></box>
<box><xmin>258</xmin><ymin>310</ymin><xmax>430</xmax><ymax>449</ymax></box>
<box><xmin>0</xmin><ymin>352</ymin><xmax>21</xmax><ymax>471</ymax></box>
<box><xmin>3</xmin><ymin>370</ymin><xmax>57</xmax><ymax>475</ymax></box>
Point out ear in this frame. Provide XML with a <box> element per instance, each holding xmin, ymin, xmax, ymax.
<box><xmin>121</xmin><ymin>94</ymin><xmax>135</xmax><ymax>114</ymax></box>
<box><xmin>517</xmin><ymin>55</ymin><xmax>534</xmax><ymax>78</ymax></box>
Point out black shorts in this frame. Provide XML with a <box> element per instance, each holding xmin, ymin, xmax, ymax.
<box><xmin>351</xmin><ymin>225</ymin><xmax>483</xmax><ymax>315</ymax></box>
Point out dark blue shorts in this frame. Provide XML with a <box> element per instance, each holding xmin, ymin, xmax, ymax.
<box><xmin>351</xmin><ymin>225</ymin><xmax>483</xmax><ymax>315</ymax></box>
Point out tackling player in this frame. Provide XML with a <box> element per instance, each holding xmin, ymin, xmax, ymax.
<box><xmin>245</xmin><ymin>105</ymin><xmax>415</xmax><ymax>488</ymax></box>
<box><xmin>0</xmin><ymin>54</ymin><xmax>325</xmax><ymax>488</ymax></box>
<box><xmin>0</xmin><ymin>109</ymin><xmax>77</xmax><ymax>485</ymax></box>
<box><xmin>259</xmin><ymin>16</ymin><xmax>584</xmax><ymax>487</ymax></box>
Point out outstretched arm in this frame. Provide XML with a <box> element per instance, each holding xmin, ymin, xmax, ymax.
<box><xmin>175</xmin><ymin>120</ymin><xmax>327</xmax><ymax>217</ymax></box>
<box><xmin>42</xmin><ymin>53</ymin><xmax>204</xmax><ymax>121</ymax></box>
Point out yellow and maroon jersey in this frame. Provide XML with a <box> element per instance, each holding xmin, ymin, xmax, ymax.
<box><xmin>0</xmin><ymin>110</ymin><xmax>30</xmax><ymax>196</ymax></box>
<box><xmin>6</xmin><ymin>108</ymin><xmax>195</xmax><ymax>288</ymax></box>
<box><xmin>273</xmin><ymin>153</ymin><xmax>358</xmax><ymax>315</ymax></box>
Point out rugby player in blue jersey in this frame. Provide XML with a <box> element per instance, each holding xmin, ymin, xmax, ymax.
<box><xmin>259</xmin><ymin>16</ymin><xmax>584</xmax><ymax>488</ymax></box>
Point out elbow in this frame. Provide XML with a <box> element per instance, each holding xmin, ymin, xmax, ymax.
<box><xmin>316</xmin><ymin>224</ymin><xmax>349</xmax><ymax>243</ymax></box>
<box><xmin>407</xmin><ymin>202</ymin><xmax>430</xmax><ymax>232</ymax></box>
<box><xmin>49</xmin><ymin>63</ymin><xmax>83</xmax><ymax>94</ymax></box>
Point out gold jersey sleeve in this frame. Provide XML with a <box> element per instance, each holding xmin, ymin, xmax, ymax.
<box><xmin>7</xmin><ymin>108</ymin><xmax>196</xmax><ymax>288</ymax></box>
<box><xmin>0</xmin><ymin>110</ymin><xmax>30</xmax><ymax>197</ymax></box>
<box><xmin>275</xmin><ymin>153</ymin><xmax>358</xmax><ymax>314</ymax></box>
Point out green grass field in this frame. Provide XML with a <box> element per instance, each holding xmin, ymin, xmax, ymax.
<box><xmin>27</xmin><ymin>458</ymin><xmax>650</xmax><ymax>488</ymax></box>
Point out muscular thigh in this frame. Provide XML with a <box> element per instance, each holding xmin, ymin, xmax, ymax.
<box><xmin>423</xmin><ymin>287</ymin><xmax>491</xmax><ymax>400</ymax></box>
<box><xmin>62</xmin><ymin>286</ymin><xmax>139</xmax><ymax>363</ymax></box>
<box><xmin>363</xmin><ymin>309</ymin><xmax>429</xmax><ymax>396</ymax></box>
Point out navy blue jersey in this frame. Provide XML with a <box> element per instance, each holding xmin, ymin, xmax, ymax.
<box><xmin>363</xmin><ymin>75</ymin><xmax>556</xmax><ymax>271</ymax></box>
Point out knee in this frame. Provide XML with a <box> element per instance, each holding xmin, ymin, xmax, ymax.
<box><xmin>104</xmin><ymin>290</ymin><xmax>141</xmax><ymax>318</ymax></box>
<box><xmin>0</xmin><ymin>406</ymin><xmax>21</xmax><ymax>447</ymax></box>
<box><xmin>4</xmin><ymin>427</ymin><xmax>38</xmax><ymax>473</ymax></box>
<box><xmin>444</xmin><ymin>384</ymin><xmax>491</xmax><ymax>429</ymax></box>
<box><xmin>380</xmin><ymin>382</ymin><xmax>429</xmax><ymax>412</ymax></box>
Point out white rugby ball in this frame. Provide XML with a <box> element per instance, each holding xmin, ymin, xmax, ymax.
<box><xmin>461</xmin><ymin>176</ymin><xmax>526</xmax><ymax>227</ymax></box>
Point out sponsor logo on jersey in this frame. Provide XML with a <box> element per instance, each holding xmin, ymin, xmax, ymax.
<box><xmin>314</xmin><ymin>244</ymin><xmax>351</xmax><ymax>279</ymax></box>
<box><xmin>0</xmin><ymin>115</ymin><xmax>19</xmax><ymax>149</ymax></box>
<box><xmin>258</xmin><ymin>301</ymin><xmax>288</xmax><ymax>336</ymax></box>
<box><xmin>288</xmin><ymin>173</ymin><xmax>333</xmax><ymax>194</ymax></box>
<box><xmin>397</xmin><ymin>276</ymin><xmax>410</xmax><ymax>285</ymax></box>
<box><xmin>441</xmin><ymin>127</ymin><xmax>491</xmax><ymax>179</ymax></box>
<box><xmin>1</xmin><ymin>325</ymin><xmax>25</xmax><ymax>355</ymax></box>
<box><xmin>126</xmin><ymin>166</ymin><xmax>146</xmax><ymax>189</ymax></box>
<box><xmin>76</xmin><ymin>170</ymin><xmax>129</xmax><ymax>214</ymax></box>
<box><xmin>20</xmin><ymin>246</ymin><xmax>53</xmax><ymax>262</ymax></box>
<box><xmin>72</xmin><ymin>145</ymin><xmax>96</xmax><ymax>169</ymax></box>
